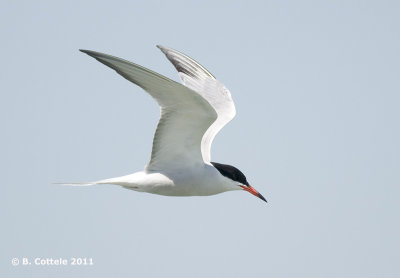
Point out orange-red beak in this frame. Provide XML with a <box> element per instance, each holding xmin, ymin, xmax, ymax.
<box><xmin>240</xmin><ymin>185</ymin><xmax>267</xmax><ymax>203</ymax></box>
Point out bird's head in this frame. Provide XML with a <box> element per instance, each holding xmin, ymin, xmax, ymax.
<box><xmin>211</xmin><ymin>162</ymin><xmax>267</xmax><ymax>203</ymax></box>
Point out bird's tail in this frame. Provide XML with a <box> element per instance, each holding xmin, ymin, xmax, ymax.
<box><xmin>54</xmin><ymin>175</ymin><xmax>131</xmax><ymax>187</ymax></box>
<box><xmin>53</xmin><ymin>182</ymin><xmax>97</xmax><ymax>186</ymax></box>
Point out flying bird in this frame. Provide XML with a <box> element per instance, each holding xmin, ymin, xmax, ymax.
<box><xmin>64</xmin><ymin>46</ymin><xmax>266</xmax><ymax>203</ymax></box>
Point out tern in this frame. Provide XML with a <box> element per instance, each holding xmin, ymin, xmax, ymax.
<box><xmin>64</xmin><ymin>46</ymin><xmax>267</xmax><ymax>203</ymax></box>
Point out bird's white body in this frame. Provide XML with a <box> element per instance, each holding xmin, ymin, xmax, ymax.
<box><xmin>66</xmin><ymin>46</ymin><xmax>266</xmax><ymax>202</ymax></box>
<box><xmin>96</xmin><ymin>164</ymin><xmax>239</xmax><ymax>196</ymax></box>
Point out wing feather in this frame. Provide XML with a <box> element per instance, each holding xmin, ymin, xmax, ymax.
<box><xmin>157</xmin><ymin>46</ymin><xmax>236</xmax><ymax>162</ymax></box>
<box><xmin>80</xmin><ymin>49</ymin><xmax>217</xmax><ymax>170</ymax></box>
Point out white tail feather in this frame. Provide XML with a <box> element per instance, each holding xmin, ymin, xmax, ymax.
<box><xmin>53</xmin><ymin>182</ymin><xmax>96</xmax><ymax>186</ymax></box>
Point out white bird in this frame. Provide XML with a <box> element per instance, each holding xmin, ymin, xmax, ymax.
<box><xmin>63</xmin><ymin>45</ymin><xmax>266</xmax><ymax>203</ymax></box>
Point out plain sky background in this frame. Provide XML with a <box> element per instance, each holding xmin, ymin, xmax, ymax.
<box><xmin>1</xmin><ymin>0</ymin><xmax>399</xmax><ymax>277</ymax></box>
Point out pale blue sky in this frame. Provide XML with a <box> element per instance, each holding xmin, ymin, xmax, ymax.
<box><xmin>1</xmin><ymin>0</ymin><xmax>399</xmax><ymax>277</ymax></box>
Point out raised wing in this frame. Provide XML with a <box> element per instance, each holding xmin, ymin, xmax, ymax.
<box><xmin>157</xmin><ymin>45</ymin><xmax>236</xmax><ymax>163</ymax></box>
<box><xmin>80</xmin><ymin>49</ymin><xmax>217</xmax><ymax>170</ymax></box>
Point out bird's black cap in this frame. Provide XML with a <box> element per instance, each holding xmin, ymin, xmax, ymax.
<box><xmin>211</xmin><ymin>162</ymin><xmax>249</xmax><ymax>186</ymax></box>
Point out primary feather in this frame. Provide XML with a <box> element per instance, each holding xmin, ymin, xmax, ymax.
<box><xmin>156</xmin><ymin>46</ymin><xmax>236</xmax><ymax>162</ymax></box>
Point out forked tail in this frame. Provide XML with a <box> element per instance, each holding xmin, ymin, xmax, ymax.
<box><xmin>54</xmin><ymin>175</ymin><xmax>135</xmax><ymax>187</ymax></box>
<box><xmin>53</xmin><ymin>182</ymin><xmax>97</xmax><ymax>186</ymax></box>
